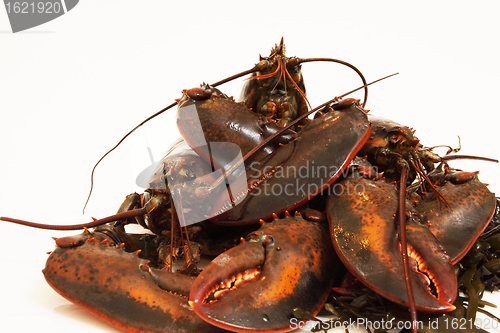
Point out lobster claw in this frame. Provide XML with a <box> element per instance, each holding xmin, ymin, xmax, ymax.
<box><xmin>327</xmin><ymin>177</ymin><xmax>457</xmax><ymax>313</ymax></box>
<box><xmin>189</xmin><ymin>213</ymin><xmax>337</xmax><ymax>332</ymax></box>
<box><xmin>209</xmin><ymin>100</ymin><xmax>370</xmax><ymax>224</ymax></box>
<box><xmin>176</xmin><ymin>87</ymin><xmax>371</xmax><ymax>225</ymax></box>
<box><xmin>43</xmin><ymin>231</ymin><xmax>229</xmax><ymax>333</ymax></box>
<box><xmin>418</xmin><ymin>169</ymin><xmax>496</xmax><ymax>263</ymax></box>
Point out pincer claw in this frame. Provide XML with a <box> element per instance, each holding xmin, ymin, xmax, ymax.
<box><xmin>189</xmin><ymin>214</ymin><xmax>338</xmax><ymax>332</ymax></box>
<box><xmin>418</xmin><ymin>169</ymin><xmax>496</xmax><ymax>263</ymax></box>
<box><xmin>327</xmin><ymin>177</ymin><xmax>457</xmax><ymax>313</ymax></box>
<box><xmin>44</xmin><ymin>235</ymin><xmax>228</xmax><ymax>333</ymax></box>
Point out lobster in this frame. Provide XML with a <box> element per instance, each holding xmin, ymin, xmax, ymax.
<box><xmin>1</xmin><ymin>39</ymin><xmax>498</xmax><ymax>333</ymax></box>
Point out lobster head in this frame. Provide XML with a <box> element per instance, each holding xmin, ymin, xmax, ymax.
<box><xmin>242</xmin><ymin>38</ymin><xmax>307</xmax><ymax>127</ymax></box>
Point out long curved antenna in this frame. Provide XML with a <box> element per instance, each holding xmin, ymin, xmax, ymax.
<box><xmin>397</xmin><ymin>167</ymin><xmax>418</xmax><ymax>333</ymax></box>
<box><xmin>1</xmin><ymin>207</ymin><xmax>147</xmax><ymax>230</ymax></box>
<box><xmin>423</xmin><ymin>136</ymin><xmax>462</xmax><ymax>155</ymax></box>
<box><xmin>441</xmin><ymin>155</ymin><xmax>499</xmax><ymax>163</ymax></box>
<box><xmin>298</xmin><ymin>57</ymin><xmax>368</xmax><ymax>107</ymax></box>
<box><xmin>83</xmin><ymin>66</ymin><xmax>260</xmax><ymax>213</ymax></box>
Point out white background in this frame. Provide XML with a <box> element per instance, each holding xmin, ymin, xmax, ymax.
<box><xmin>1</xmin><ymin>1</ymin><xmax>500</xmax><ymax>332</ymax></box>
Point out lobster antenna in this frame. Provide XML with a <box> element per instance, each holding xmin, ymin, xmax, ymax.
<box><xmin>397</xmin><ymin>167</ymin><xmax>419</xmax><ymax>333</ymax></box>
<box><xmin>423</xmin><ymin>136</ymin><xmax>462</xmax><ymax>155</ymax></box>
<box><xmin>83</xmin><ymin>66</ymin><xmax>261</xmax><ymax>214</ymax></box>
<box><xmin>441</xmin><ymin>154</ymin><xmax>499</xmax><ymax>163</ymax></box>
<box><xmin>208</xmin><ymin>72</ymin><xmax>399</xmax><ymax>191</ymax></box>
<box><xmin>410</xmin><ymin>155</ymin><xmax>450</xmax><ymax>208</ymax></box>
<box><xmin>1</xmin><ymin>208</ymin><xmax>147</xmax><ymax>230</ymax></box>
<box><xmin>423</xmin><ymin>144</ymin><xmax>459</xmax><ymax>153</ymax></box>
<box><xmin>298</xmin><ymin>57</ymin><xmax>368</xmax><ymax>107</ymax></box>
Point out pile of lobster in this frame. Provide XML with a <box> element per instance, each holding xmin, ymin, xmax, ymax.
<box><xmin>2</xmin><ymin>39</ymin><xmax>499</xmax><ymax>333</ymax></box>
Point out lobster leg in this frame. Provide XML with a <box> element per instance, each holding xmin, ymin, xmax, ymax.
<box><xmin>44</xmin><ymin>231</ymin><xmax>229</xmax><ymax>333</ymax></box>
<box><xmin>189</xmin><ymin>213</ymin><xmax>338</xmax><ymax>332</ymax></box>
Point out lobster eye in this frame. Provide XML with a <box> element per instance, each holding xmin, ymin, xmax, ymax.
<box><xmin>286</xmin><ymin>63</ymin><xmax>301</xmax><ymax>82</ymax></box>
<box><xmin>290</xmin><ymin>68</ymin><xmax>301</xmax><ymax>82</ymax></box>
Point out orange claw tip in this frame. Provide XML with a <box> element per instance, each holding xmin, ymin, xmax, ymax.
<box><xmin>46</xmin><ymin>251</ymin><xmax>52</xmax><ymax>255</ymax></box>
<box><xmin>51</xmin><ymin>237</ymin><xmax>58</xmax><ymax>241</ymax></box>
<box><xmin>432</xmin><ymin>301</ymin><xmax>456</xmax><ymax>313</ymax></box>
<box><xmin>119</xmin><ymin>243</ymin><xmax>125</xmax><ymax>248</ymax></box>
<box><xmin>188</xmin><ymin>301</ymin><xmax>195</xmax><ymax>308</ymax></box>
